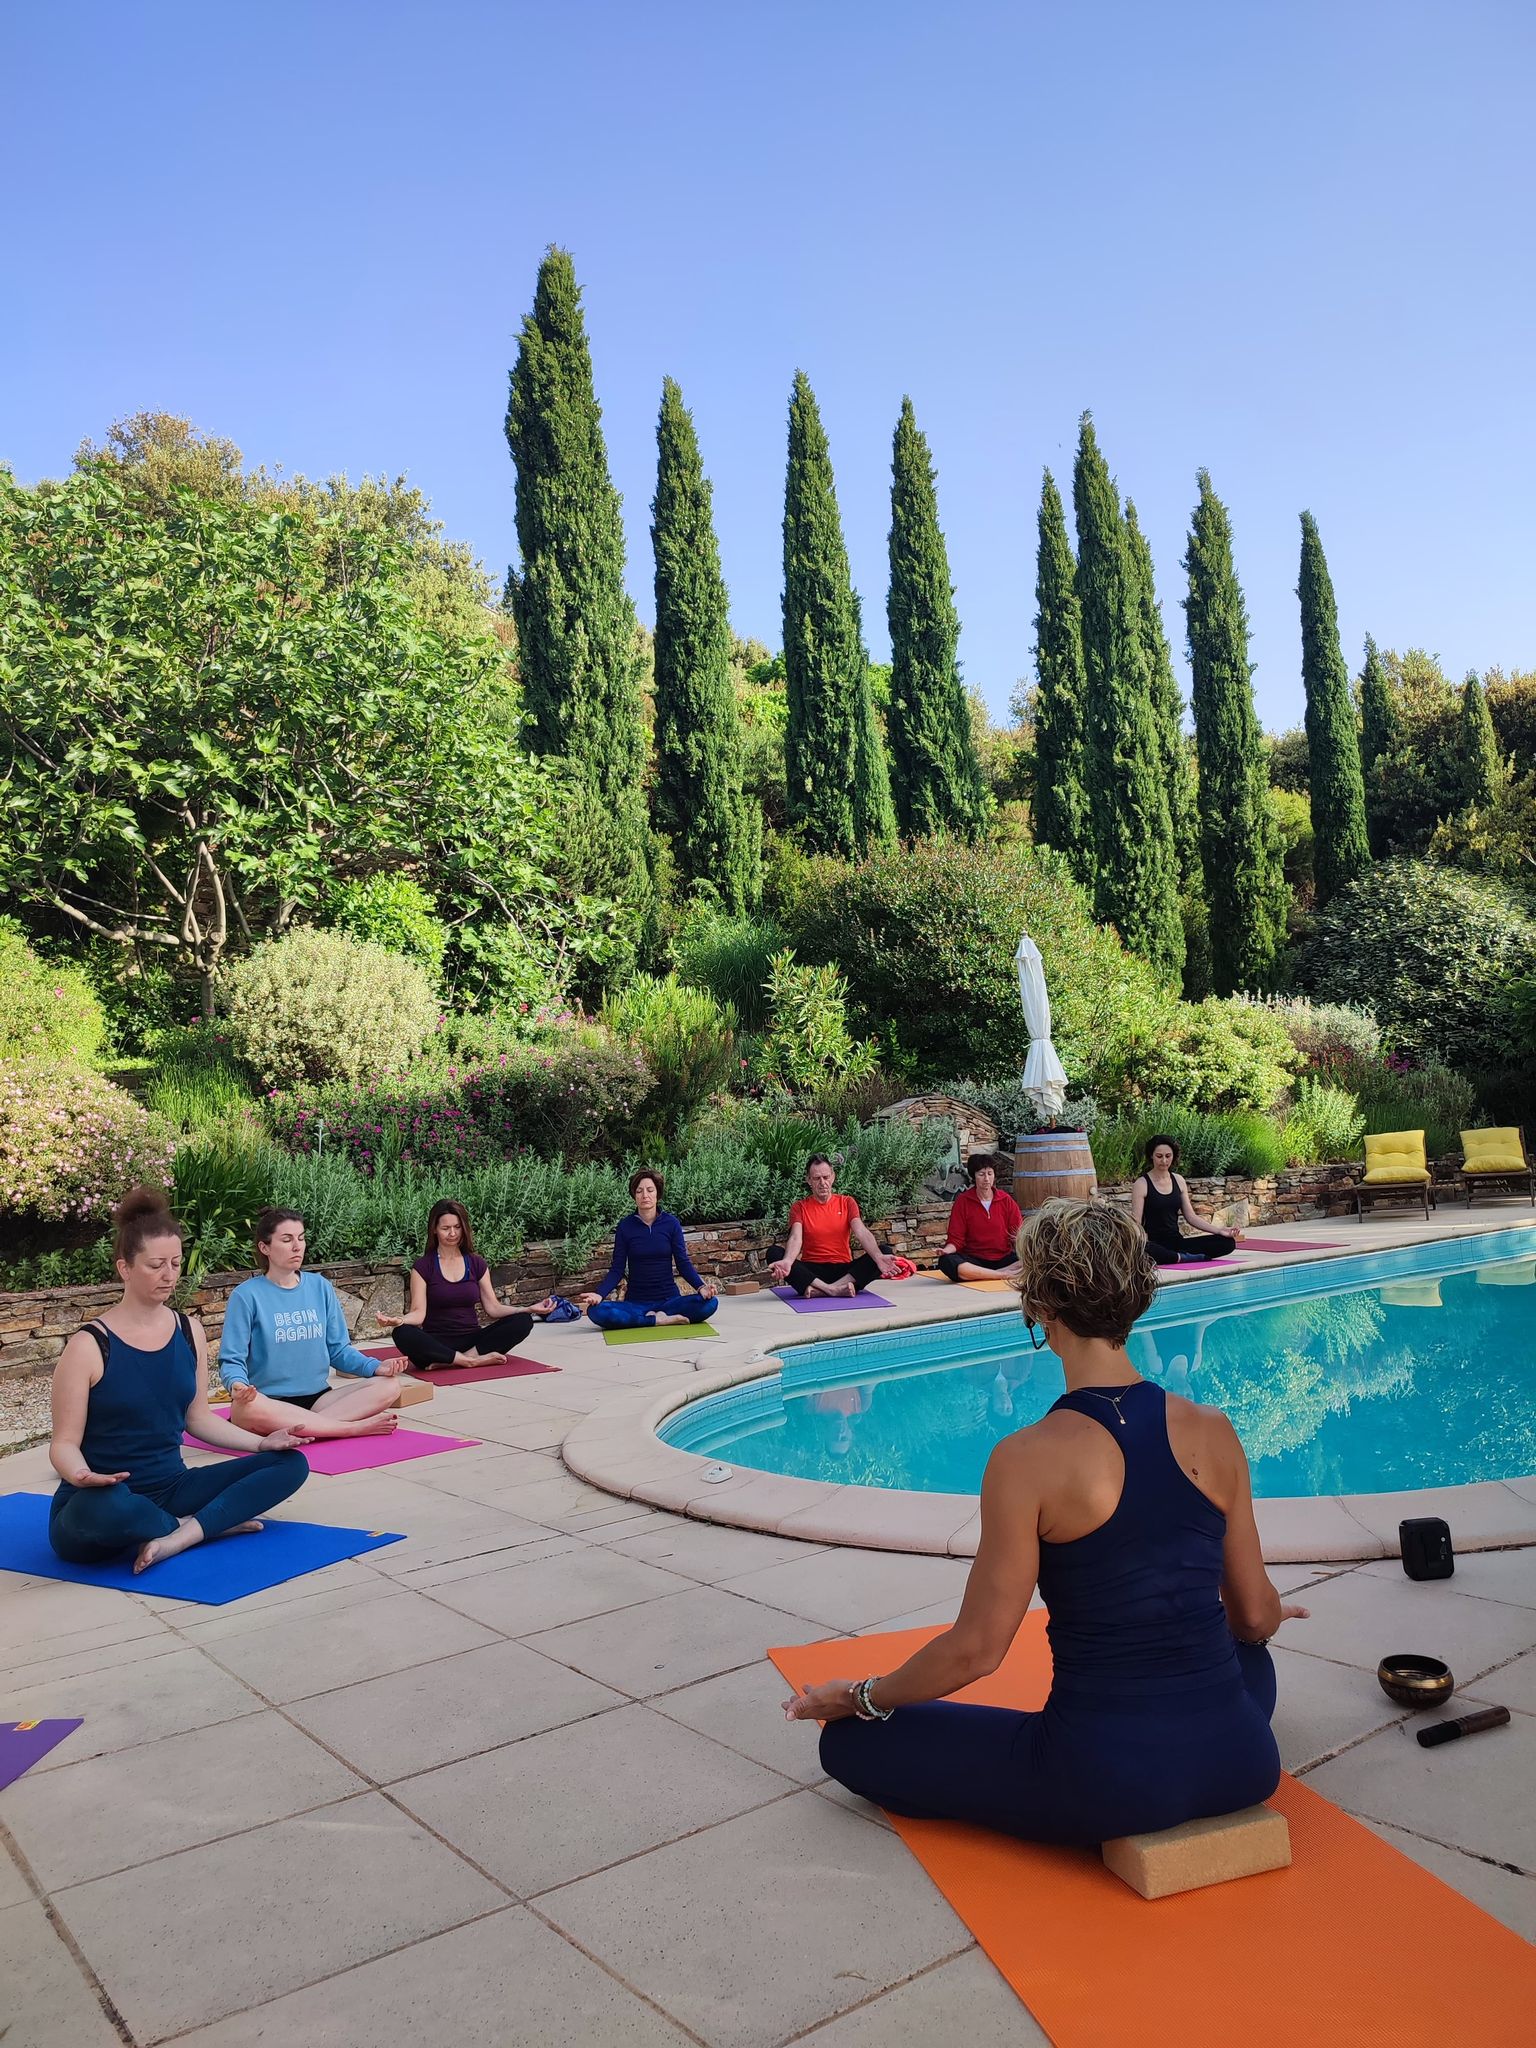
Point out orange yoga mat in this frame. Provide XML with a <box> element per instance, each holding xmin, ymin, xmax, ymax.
<box><xmin>770</xmin><ymin>1618</ymin><xmax>1536</xmax><ymax>2048</ymax></box>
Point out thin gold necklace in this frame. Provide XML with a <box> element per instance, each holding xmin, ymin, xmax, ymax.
<box><xmin>1076</xmin><ymin>1385</ymin><xmax>1139</xmax><ymax>1427</ymax></box>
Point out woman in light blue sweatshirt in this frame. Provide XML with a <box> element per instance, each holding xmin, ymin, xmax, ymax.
<box><xmin>219</xmin><ymin>1208</ymin><xmax>407</xmax><ymax>1440</ymax></box>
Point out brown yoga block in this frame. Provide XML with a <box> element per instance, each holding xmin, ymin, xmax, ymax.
<box><xmin>724</xmin><ymin>1280</ymin><xmax>760</xmax><ymax>1295</ymax></box>
<box><xmin>1101</xmin><ymin>1804</ymin><xmax>1291</xmax><ymax>1900</ymax></box>
<box><xmin>390</xmin><ymin>1379</ymin><xmax>434</xmax><ymax>1408</ymax></box>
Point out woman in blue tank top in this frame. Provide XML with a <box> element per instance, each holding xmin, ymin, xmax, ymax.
<box><xmin>787</xmin><ymin>1198</ymin><xmax>1308</xmax><ymax>1846</ymax></box>
<box><xmin>48</xmin><ymin>1188</ymin><xmax>310</xmax><ymax>1576</ymax></box>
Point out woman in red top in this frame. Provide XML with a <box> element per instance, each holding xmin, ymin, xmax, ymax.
<box><xmin>769</xmin><ymin>1156</ymin><xmax>899</xmax><ymax>1298</ymax></box>
<box><xmin>937</xmin><ymin>1153</ymin><xmax>1023</xmax><ymax>1283</ymax></box>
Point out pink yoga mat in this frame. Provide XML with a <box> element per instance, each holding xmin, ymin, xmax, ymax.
<box><xmin>183</xmin><ymin>1419</ymin><xmax>481</xmax><ymax>1473</ymax></box>
<box><xmin>1</xmin><ymin>1718</ymin><xmax>82</xmax><ymax>1789</ymax></box>
<box><xmin>405</xmin><ymin>1358</ymin><xmax>560</xmax><ymax>1385</ymax></box>
<box><xmin>1235</xmin><ymin>1237</ymin><xmax>1345</xmax><ymax>1253</ymax></box>
<box><xmin>772</xmin><ymin>1287</ymin><xmax>893</xmax><ymax>1312</ymax></box>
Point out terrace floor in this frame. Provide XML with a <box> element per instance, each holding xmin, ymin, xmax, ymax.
<box><xmin>2</xmin><ymin>1206</ymin><xmax>1534</xmax><ymax>2043</ymax></box>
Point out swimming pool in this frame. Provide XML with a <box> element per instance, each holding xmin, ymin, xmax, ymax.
<box><xmin>660</xmin><ymin>1229</ymin><xmax>1536</xmax><ymax>1500</ymax></box>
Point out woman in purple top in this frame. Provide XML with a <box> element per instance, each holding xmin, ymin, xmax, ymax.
<box><xmin>578</xmin><ymin>1169</ymin><xmax>719</xmax><ymax>1329</ymax></box>
<box><xmin>376</xmin><ymin>1201</ymin><xmax>559</xmax><ymax>1369</ymax></box>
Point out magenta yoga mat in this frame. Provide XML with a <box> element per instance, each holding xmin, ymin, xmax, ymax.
<box><xmin>772</xmin><ymin>1287</ymin><xmax>894</xmax><ymax>1312</ymax></box>
<box><xmin>183</xmin><ymin>1421</ymin><xmax>481</xmax><ymax>1474</ymax></box>
<box><xmin>1236</xmin><ymin>1237</ymin><xmax>1346</xmax><ymax>1253</ymax></box>
<box><xmin>1</xmin><ymin>1718</ymin><xmax>82</xmax><ymax>1789</ymax></box>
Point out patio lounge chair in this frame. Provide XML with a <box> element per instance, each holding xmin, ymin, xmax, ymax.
<box><xmin>1459</xmin><ymin>1126</ymin><xmax>1534</xmax><ymax>1207</ymax></box>
<box><xmin>1354</xmin><ymin>1130</ymin><xmax>1434</xmax><ymax>1221</ymax></box>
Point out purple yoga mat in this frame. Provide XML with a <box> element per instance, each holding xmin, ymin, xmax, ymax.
<box><xmin>1</xmin><ymin>1718</ymin><xmax>82</xmax><ymax>1789</ymax></box>
<box><xmin>772</xmin><ymin>1287</ymin><xmax>893</xmax><ymax>1313</ymax></box>
<box><xmin>183</xmin><ymin>1420</ymin><xmax>480</xmax><ymax>1474</ymax></box>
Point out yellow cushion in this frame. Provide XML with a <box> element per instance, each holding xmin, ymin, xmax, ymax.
<box><xmin>1362</xmin><ymin>1131</ymin><xmax>1427</xmax><ymax>1182</ymax></box>
<box><xmin>1461</xmin><ymin>1127</ymin><xmax>1528</xmax><ymax>1175</ymax></box>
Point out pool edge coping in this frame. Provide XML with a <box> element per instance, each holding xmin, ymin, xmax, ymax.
<box><xmin>561</xmin><ymin>1218</ymin><xmax>1536</xmax><ymax>1564</ymax></box>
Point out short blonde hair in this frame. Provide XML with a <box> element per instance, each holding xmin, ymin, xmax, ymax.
<box><xmin>1016</xmin><ymin>1198</ymin><xmax>1156</xmax><ymax>1344</ymax></box>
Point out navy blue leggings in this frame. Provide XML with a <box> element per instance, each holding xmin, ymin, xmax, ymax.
<box><xmin>587</xmin><ymin>1293</ymin><xmax>718</xmax><ymax>1329</ymax></box>
<box><xmin>820</xmin><ymin>1643</ymin><xmax>1280</xmax><ymax>1847</ymax></box>
<box><xmin>49</xmin><ymin>1451</ymin><xmax>308</xmax><ymax>1563</ymax></box>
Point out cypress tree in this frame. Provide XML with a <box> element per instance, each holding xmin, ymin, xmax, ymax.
<box><xmin>1358</xmin><ymin>634</ymin><xmax>1399</xmax><ymax>856</ymax></box>
<box><xmin>782</xmin><ymin>372</ymin><xmax>875</xmax><ymax>857</ymax></box>
<box><xmin>1455</xmin><ymin>670</ymin><xmax>1501</xmax><ymax>812</ymax></box>
<box><xmin>884</xmin><ymin>397</ymin><xmax>986</xmax><ymax>838</ymax></box>
<box><xmin>853</xmin><ymin>668</ymin><xmax>897</xmax><ymax>850</ymax></box>
<box><xmin>1072</xmin><ymin>415</ymin><xmax>1184</xmax><ymax>978</ymax></box>
<box><xmin>1183</xmin><ymin>470</ymin><xmax>1288</xmax><ymax>993</ymax></box>
<box><xmin>1125</xmin><ymin>499</ymin><xmax>1200</xmax><ymax>889</ymax></box>
<box><xmin>650</xmin><ymin>377</ymin><xmax>760</xmax><ymax>910</ymax></box>
<box><xmin>1298</xmin><ymin>512</ymin><xmax>1370</xmax><ymax>901</ymax></box>
<box><xmin>505</xmin><ymin>247</ymin><xmax>653</xmax><ymax>911</ymax></box>
<box><xmin>1030</xmin><ymin>469</ymin><xmax>1094</xmax><ymax>886</ymax></box>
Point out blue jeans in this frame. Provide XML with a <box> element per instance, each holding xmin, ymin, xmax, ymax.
<box><xmin>587</xmin><ymin>1293</ymin><xmax>718</xmax><ymax>1329</ymax></box>
<box><xmin>49</xmin><ymin>1451</ymin><xmax>309</xmax><ymax>1563</ymax></box>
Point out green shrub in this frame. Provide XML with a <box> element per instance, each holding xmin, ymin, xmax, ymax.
<box><xmin>145</xmin><ymin>1023</ymin><xmax>259</xmax><ymax>1133</ymax></box>
<box><xmin>328</xmin><ymin>874</ymin><xmax>446</xmax><ymax>980</ymax></box>
<box><xmin>1234</xmin><ymin>994</ymin><xmax>1381</xmax><ymax>1078</ymax></box>
<box><xmin>78</xmin><ymin>942</ymin><xmax>196</xmax><ymax>1057</ymax></box>
<box><xmin>1296</xmin><ymin>860</ymin><xmax>1535</xmax><ymax>1071</ymax></box>
<box><xmin>0</xmin><ymin>924</ymin><xmax>107</xmax><ymax>1065</ymax></box>
<box><xmin>0</xmin><ymin>1060</ymin><xmax>177</xmax><ymax>1223</ymax></box>
<box><xmin>938</xmin><ymin>1076</ymin><xmax>1100</xmax><ymax>1140</ymax></box>
<box><xmin>673</xmin><ymin>906</ymin><xmax>785</xmax><ymax>1030</ymax></box>
<box><xmin>172</xmin><ymin>1138</ymin><xmax>274</xmax><ymax>1273</ymax></box>
<box><xmin>0</xmin><ymin>1240</ymin><xmax>117</xmax><ymax>1290</ymax></box>
<box><xmin>602</xmin><ymin>974</ymin><xmax>739</xmax><ymax>1136</ymax></box>
<box><xmin>221</xmin><ymin>927</ymin><xmax>439</xmax><ymax>1087</ymax></box>
<box><xmin>760</xmin><ymin>953</ymin><xmax>878</xmax><ymax>1093</ymax></box>
<box><xmin>1281</xmin><ymin>1077</ymin><xmax>1366</xmax><ymax>1164</ymax></box>
<box><xmin>775</xmin><ymin>839</ymin><xmax>1172</xmax><ymax>1088</ymax></box>
<box><xmin>1336</xmin><ymin>1054</ymin><xmax>1480</xmax><ymax>1161</ymax></box>
<box><xmin>1091</xmin><ymin>1102</ymin><xmax>1287</xmax><ymax>1181</ymax></box>
<box><xmin>1098</xmin><ymin>998</ymin><xmax>1298</xmax><ymax>1114</ymax></box>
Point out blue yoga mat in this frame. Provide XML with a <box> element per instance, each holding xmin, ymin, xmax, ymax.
<box><xmin>0</xmin><ymin>1492</ymin><xmax>403</xmax><ymax>1606</ymax></box>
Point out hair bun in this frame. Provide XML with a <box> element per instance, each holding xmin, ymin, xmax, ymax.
<box><xmin>113</xmin><ymin>1184</ymin><xmax>173</xmax><ymax>1227</ymax></box>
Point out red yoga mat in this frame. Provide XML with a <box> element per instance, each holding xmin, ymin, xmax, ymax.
<box><xmin>355</xmin><ymin>1341</ymin><xmax>561</xmax><ymax>1386</ymax></box>
<box><xmin>771</xmin><ymin>1619</ymin><xmax>1536</xmax><ymax>2047</ymax></box>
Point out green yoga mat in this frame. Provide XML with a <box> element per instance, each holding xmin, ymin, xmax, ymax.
<box><xmin>603</xmin><ymin>1322</ymin><xmax>721</xmax><ymax>1345</ymax></box>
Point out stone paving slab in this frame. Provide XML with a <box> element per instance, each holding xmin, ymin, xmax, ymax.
<box><xmin>52</xmin><ymin>1792</ymin><xmax>506</xmax><ymax>2042</ymax></box>
<box><xmin>0</xmin><ymin>1897</ymin><xmax>124</xmax><ymax>2048</ymax></box>
<box><xmin>1</xmin><ymin>1644</ymin><xmax>263</xmax><ymax>1770</ymax></box>
<box><xmin>796</xmin><ymin>1948</ymin><xmax>1050</xmax><ymax>2046</ymax></box>
<box><xmin>169</xmin><ymin>1905</ymin><xmax>698</xmax><ymax>2047</ymax></box>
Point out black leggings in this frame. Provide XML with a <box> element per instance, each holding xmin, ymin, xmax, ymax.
<box><xmin>768</xmin><ymin>1248</ymin><xmax>882</xmax><ymax>1298</ymax></box>
<box><xmin>50</xmin><ymin>1451</ymin><xmax>308</xmax><ymax>1563</ymax></box>
<box><xmin>936</xmin><ymin>1252</ymin><xmax>1015</xmax><ymax>1283</ymax></box>
<box><xmin>393</xmin><ymin>1315</ymin><xmax>534</xmax><ymax>1368</ymax></box>
<box><xmin>1147</xmin><ymin>1232</ymin><xmax>1236</xmax><ymax>1268</ymax></box>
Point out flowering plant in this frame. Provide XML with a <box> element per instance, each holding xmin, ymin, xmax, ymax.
<box><xmin>0</xmin><ymin>1060</ymin><xmax>177</xmax><ymax>1222</ymax></box>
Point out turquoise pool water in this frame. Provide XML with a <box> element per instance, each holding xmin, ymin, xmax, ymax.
<box><xmin>661</xmin><ymin>1229</ymin><xmax>1536</xmax><ymax>1498</ymax></box>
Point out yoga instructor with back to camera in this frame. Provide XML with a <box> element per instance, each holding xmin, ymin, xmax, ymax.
<box><xmin>785</xmin><ymin>1197</ymin><xmax>1307</xmax><ymax>1845</ymax></box>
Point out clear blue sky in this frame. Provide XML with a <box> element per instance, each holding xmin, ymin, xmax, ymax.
<box><xmin>5</xmin><ymin>1</ymin><xmax>1533</xmax><ymax>729</ymax></box>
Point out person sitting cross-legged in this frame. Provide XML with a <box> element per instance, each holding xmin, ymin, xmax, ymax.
<box><xmin>48</xmin><ymin>1187</ymin><xmax>310</xmax><ymax>1576</ymax></box>
<box><xmin>785</xmin><ymin>1197</ymin><xmax>1307</xmax><ymax>1847</ymax></box>
<box><xmin>219</xmin><ymin>1208</ymin><xmax>408</xmax><ymax>1440</ymax></box>
<box><xmin>936</xmin><ymin>1152</ymin><xmax>1023</xmax><ymax>1283</ymax></box>
<box><xmin>769</xmin><ymin>1154</ymin><xmax>899</xmax><ymax>1297</ymax></box>
<box><xmin>376</xmin><ymin>1199</ymin><xmax>559</xmax><ymax>1369</ymax></box>
<box><xmin>1130</xmin><ymin>1135</ymin><xmax>1243</xmax><ymax>1267</ymax></box>
<box><xmin>579</xmin><ymin>1169</ymin><xmax>719</xmax><ymax>1329</ymax></box>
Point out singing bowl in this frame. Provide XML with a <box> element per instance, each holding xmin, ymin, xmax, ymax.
<box><xmin>1378</xmin><ymin>1654</ymin><xmax>1455</xmax><ymax>1708</ymax></box>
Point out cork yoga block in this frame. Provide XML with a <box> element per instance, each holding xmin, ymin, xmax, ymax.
<box><xmin>1102</xmin><ymin>1804</ymin><xmax>1291</xmax><ymax>1900</ymax></box>
<box><xmin>389</xmin><ymin>1379</ymin><xmax>434</xmax><ymax>1408</ymax></box>
<box><xmin>1014</xmin><ymin>1131</ymin><xmax>1097</xmax><ymax>1214</ymax></box>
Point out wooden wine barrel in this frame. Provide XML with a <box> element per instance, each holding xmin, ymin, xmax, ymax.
<box><xmin>1013</xmin><ymin>1130</ymin><xmax>1098</xmax><ymax>1213</ymax></box>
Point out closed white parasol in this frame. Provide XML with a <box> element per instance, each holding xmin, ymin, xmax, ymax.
<box><xmin>1015</xmin><ymin>932</ymin><xmax>1068</xmax><ymax>1123</ymax></box>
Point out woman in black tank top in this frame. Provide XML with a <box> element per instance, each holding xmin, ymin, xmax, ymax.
<box><xmin>1129</xmin><ymin>1135</ymin><xmax>1240</xmax><ymax>1267</ymax></box>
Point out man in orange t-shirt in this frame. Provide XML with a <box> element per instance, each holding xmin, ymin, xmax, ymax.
<box><xmin>769</xmin><ymin>1156</ymin><xmax>898</xmax><ymax>1297</ymax></box>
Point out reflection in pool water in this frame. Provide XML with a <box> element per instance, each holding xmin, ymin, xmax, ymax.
<box><xmin>663</xmin><ymin>1247</ymin><xmax>1536</xmax><ymax>1499</ymax></box>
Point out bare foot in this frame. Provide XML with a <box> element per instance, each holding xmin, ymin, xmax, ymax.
<box><xmin>228</xmin><ymin>1520</ymin><xmax>265</xmax><ymax>1536</ymax></box>
<box><xmin>806</xmin><ymin>1279</ymin><xmax>832</xmax><ymax>1296</ymax></box>
<box><xmin>653</xmin><ymin>1312</ymin><xmax>690</xmax><ymax>1326</ymax></box>
<box><xmin>455</xmin><ymin>1350</ymin><xmax>507</xmax><ymax>1368</ymax></box>
<box><xmin>134</xmin><ymin>1516</ymin><xmax>205</xmax><ymax>1574</ymax></box>
<box><xmin>830</xmin><ymin>1276</ymin><xmax>857</xmax><ymax>1297</ymax></box>
<box><xmin>304</xmin><ymin>1412</ymin><xmax>400</xmax><ymax>1439</ymax></box>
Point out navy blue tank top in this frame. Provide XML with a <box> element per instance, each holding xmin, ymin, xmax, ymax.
<box><xmin>78</xmin><ymin>1316</ymin><xmax>196</xmax><ymax>1490</ymax></box>
<box><xmin>1036</xmin><ymin>1380</ymin><xmax>1238</xmax><ymax>1699</ymax></box>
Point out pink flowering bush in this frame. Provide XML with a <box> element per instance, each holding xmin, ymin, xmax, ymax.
<box><xmin>0</xmin><ymin>1060</ymin><xmax>177</xmax><ymax>1223</ymax></box>
<box><xmin>264</xmin><ymin>1040</ymin><xmax>654</xmax><ymax>1174</ymax></box>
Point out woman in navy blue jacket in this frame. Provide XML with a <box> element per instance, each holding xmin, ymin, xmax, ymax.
<box><xmin>578</xmin><ymin>1169</ymin><xmax>719</xmax><ymax>1329</ymax></box>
